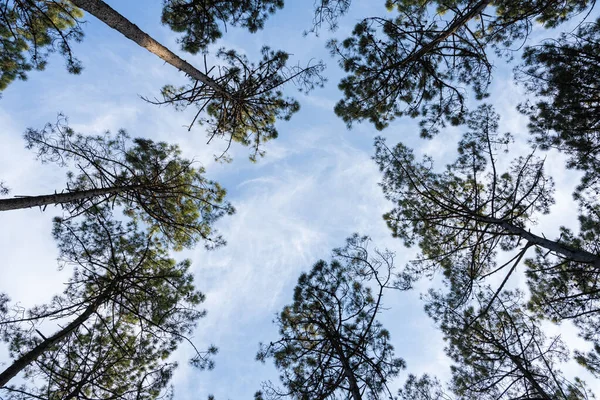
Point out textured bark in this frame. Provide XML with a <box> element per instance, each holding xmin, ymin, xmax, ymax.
<box><xmin>0</xmin><ymin>288</ymin><xmax>112</xmax><ymax>387</ymax></box>
<box><xmin>69</xmin><ymin>0</ymin><xmax>231</xmax><ymax>98</ymax></box>
<box><xmin>0</xmin><ymin>186</ymin><xmax>134</xmax><ymax>211</ymax></box>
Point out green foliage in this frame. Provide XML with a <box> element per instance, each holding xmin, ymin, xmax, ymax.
<box><xmin>517</xmin><ymin>18</ymin><xmax>600</xmax><ymax>198</ymax></box>
<box><xmin>575</xmin><ymin>343</ymin><xmax>600</xmax><ymax>378</ymax></box>
<box><xmin>156</xmin><ymin>47</ymin><xmax>324</xmax><ymax>161</ymax></box>
<box><xmin>257</xmin><ymin>235</ymin><xmax>404</xmax><ymax>400</ymax></box>
<box><xmin>24</xmin><ymin>324</ymin><xmax>178</xmax><ymax>400</ymax></box>
<box><xmin>0</xmin><ymin>0</ymin><xmax>83</xmax><ymax>92</ymax></box>
<box><xmin>331</xmin><ymin>0</ymin><xmax>591</xmax><ymax>135</ymax></box>
<box><xmin>424</xmin><ymin>289</ymin><xmax>594</xmax><ymax>399</ymax></box>
<box><xmin>161</xmin><ymin>0</ymin><xmax>284</xmax><ymax>54</ymax></box>
<box><xmin>0</xmin><ymin>208</ymin><xmax>214</xmax><ymax>397</ymax></box>
<box><xmin>375</xmin><ymin>105</ymin><xmax>556</xmax><ymax>297</ymax></box>
<box><xmin>397</xmin><ymin>290</ymin><xmax>596</xmax><ymax>400</ymax></box>
<box><xmin>525</xmin><ymin>221</ymin><xmax>600</xmax><ymax>375</ymax></box>
<box><xmin>374</xmin><ymin>104</ymin><xmax>600</xmax><ymax>372</ymax></box>
<box><xmin>397</xmin><ymin>374</ymin><xmax>452</xmax><ymax>400</ymax></box>
<box><xmin>24</xmin><ymin>116</ymin><xmax>234</xmax><ymax>249</ymax></box>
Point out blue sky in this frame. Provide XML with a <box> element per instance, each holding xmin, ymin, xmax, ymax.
<box><xmin>0</xmin><ymin>1</ymin><xmax>598</xmax><ymax>399</ymax></box>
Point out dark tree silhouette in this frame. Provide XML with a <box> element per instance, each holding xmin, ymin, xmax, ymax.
<box><xmin>257</xmin><ymin>235</ymin><xmax>405</xmax><ymax>400</ymax></box>
<box><xmin>330</xmin><ymin>0</ymin><xmax>592</xmax><ymax>135</ymax></box>
<box><xmin>517</xmin><ymin>18</ymin><xmax>600</xmax><ymax>200</ymax></box>
<box><xmin>310</xmin><ymin>0</ymin><xmax>352</xmax><ymax>33</ymax></box>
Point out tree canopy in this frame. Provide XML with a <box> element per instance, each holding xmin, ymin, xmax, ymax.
<box><xmin>330</xmin><ymin>0</ymin><xmax>592</xmax><ymax>135</ymax></box>
<box><xmin>397</xmin><ymin>289</ymin><xmax>594</xmax><ymax>400</ymax></box>
<box><xmin>0</xmin><ymin>117</ymin><xmax>234</xmax><ymax>250</ymax></box>
<box><xmin>153</xmin><ymin>46</ymin><xmax>324</xmax><ymax>162</ymax></box>
<box><xmin>4</xmin><ymin>0</ymin><xmax>600</xmax><ymax>398</ymax></box>
<box><xmin>161</xmin><ymin>0</ymin><xmax>284</xmax><ymax>54</ymax></box>
<box><xmin>372</xmin><ymin>102</ymin><xmax>600</xmax><ymax>393</ymax></box>
<box><xmin>1</xmin><ymin>0</ymin><xmax>324</xmax><ymax>159</ymax></box>
<box><xmin>0</xmin><ymin>0</ymin><xmax>83</xmax><ymax>91</ymax></box>
<box><xmin>257</xmin><ymin>235</ymin><xmax>404</xmax><ymax>400</ymax></box>
<box><xmin>517</xmin><ymin>18</ymin><xmax>600</xmax><ymax>197</ymax></box>
<box><xmin>426</xmin><ymin>288</ymin><xmax>593</xmax><ymax>400</ymax></box>
<box><xmin>0</xmin><ymin>207</ymin><xmax>215</xmax><ymax>397</ymax></box>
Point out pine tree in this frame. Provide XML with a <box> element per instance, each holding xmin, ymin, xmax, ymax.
<box><xmin>374</xmin><ymin>104</ymin><xmax>600</xmax><ymax>349</ymax></box>
<box><xmin>71</xmin><ymin>0</ymin><xmax>323</xmax><ymax>160</ymax></box>
<box><xmin>420</xmin><ymin>289</ymin><xmax>593</xmax><ymax>400</ymax></box>
<box><xmin>0</xmin><ymin>0</ymin><xmax>83</xmax><ymax>91</ymax></box>
<box><xmin>0</xmin><ymin>207</ymin><xmax>215</xmax><ymax>396</ymax></box>
<box><xmin>1</xmin><ymin>0</ymin><xmax>324</xmax><ymax>158</ymax></box>
<box><xmin>397</xmin><ymin>374</ymin><xmax>452</xmax><ymax>400</ymax></box>
<box><xmin>257</xmin><ymin>235</ymin><xmax>404</xmax><ymax>400</ymax></box>
<box><xmin>310</xmin><ymin>0</ymin><xmax>352</xmax><ymax>33</ymax></box>
<box><xmin>151</xmin><ymin>46</ymin><xmax>323</xmax><ymax>162</ymax></box>
<box><xmin>0</xmin><ymin>117</ymin><xmax>233</xmax><ymax>250</ymax></box>
<box><xmin>161</xmin><ymin>0</ymin><xmax>284</xmax><ymax>54</ymax></box>
<box><xmin>517</xmin><ymin>18</ymin><xmax>600</xmax><ymax>199</ymax></box>
<box><xmin>329</xmin><ymin>0</ymin><xmax>592</xmax><ymax>135</ymax></box>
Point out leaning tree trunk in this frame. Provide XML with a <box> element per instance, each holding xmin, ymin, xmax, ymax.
<box><xmin>0</xmin><ymin>286</ymin><xmax>113</xmax><ymax>387</ymax></box>
<box><xmin>480</xmin><ymin>215</ymin><xmax>600</xmax><ymax>267</ymax></box>
<box><xmin>487</xmin><ymin>332</ymin><xmax>554</xmax><ymax>400</ymax></box>
<box><xmin>399</xmin><ymin>0</ymin><xmax>491</xmax><ymax>67</ymax></box>
<box><xmin>68</xmin><ymin>0</ymin><xmax>232</xmax><ymax>99</ymax></box>
<box><xmin>0</xmin><ymin>185</ymin><xmax>136</xmax><ymax>211</ymax></box>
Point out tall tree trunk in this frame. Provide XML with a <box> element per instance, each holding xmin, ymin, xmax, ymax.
<box><xmin>0</xmin><ymin>185</ymin><xmax>137</xmax><ymax>211</ymax></box>
<box><xmin>486</xmin><ymin>334</ymin><xmax>553</xmax><ymax>400</ymax></box>
<box><xmin>68</xmin><ymin>0</ymin><xmax>231</xmax><ymax>99</ymax></box>
<box><xmin>329</xmin><ymin>336</ymin><xmax>362</xmax><ymax>400</ymax></box>
<box><xmin>0</xmin><ymin>287</ymin><xmax>113</xmax><ymax>387</ymax></box>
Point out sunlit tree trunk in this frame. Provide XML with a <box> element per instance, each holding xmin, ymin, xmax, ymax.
<box><xmin>0</xmin><ymin>185</ymin><xmax>138</xmax><ymax>211</ymax></box>
<box><xmin>68</xmin><ymin>0</ymin><xmax>231</xmax><ymax>98</ymax></box>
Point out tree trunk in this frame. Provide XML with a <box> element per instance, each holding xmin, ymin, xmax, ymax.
<box><xmin>399</xmin><ymin>0</ymin><xmax>491</xmax><ymax>67</ymax></box>
<box><xmin>0</xmin><ymin>287</ymin><xmax>113</xmax><ymax>387</ymax></box>
<box><xmin>0</xmin><ymin>185</ymin><xmax>134</xmax><ymax>211</ymax></box>
<box><xmin>329</xmin><ymin>336</ymin><xmax>362</xmax><ymax>400</ymax></box>
<box><xmin>68</xmin><ymin>0</ymin><xmax>231</xmax><ymax>99</ymax></box>
<box><xmin>487</xmin><ymin>335</ymin><xmax>553</xmax><ymax>400</ymax></box>
<box><xmin>481</xmin><ymin>216</ymin><xmax>600</xmax><ymax>266</ymax></box>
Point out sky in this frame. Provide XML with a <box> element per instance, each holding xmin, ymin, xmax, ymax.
<box><xmin>0</xmin><ymin>1</ymin><xmax>598</xmax><ymax>399</ymax></box>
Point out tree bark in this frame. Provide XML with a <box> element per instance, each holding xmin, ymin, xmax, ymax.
<box><xmin>0</xmin><ymin>287</ymin><xmax>113</xmax><ymax>387</ymax></box>
<box><xmin>68</xmin><ymin>0</ymin><xmax>231</xmax><ymax>99</ymax></box>
<box><xmin>0</xmin><ymin>185</ymin><xmax>135</xmax><ymax>211</ymax></box>
<box><xmin>480</xmin><ymin>215</ymin><xmax>600</xmax><ymax>266</ymax></box>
